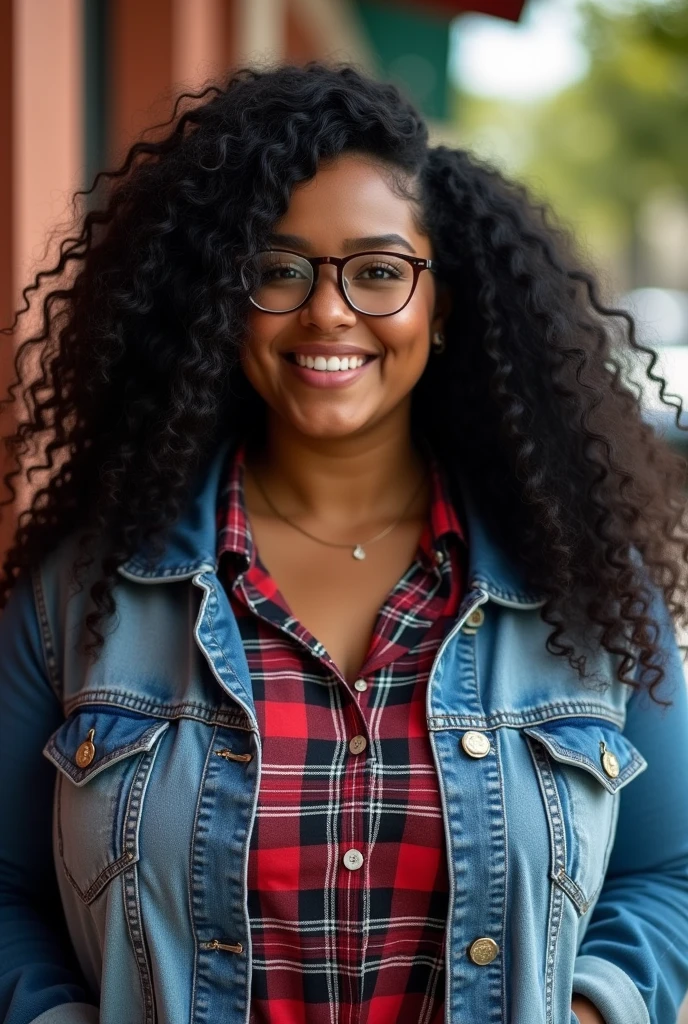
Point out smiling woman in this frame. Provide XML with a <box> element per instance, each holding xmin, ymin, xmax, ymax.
<box><xmin>0</xmin><ymin>62</ymin><xmax>687</xmax><ymax>1024</ymax></box>
<box><xmin>241</xmin><ymin>155</ymin><xmax>446</xmax><ymax>449</ymax></box>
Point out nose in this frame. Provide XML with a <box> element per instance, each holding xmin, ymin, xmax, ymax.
<box><xmin>299</xmin><ymin>264</ymin><xmax>358</xmax><ymax>330</ymax></box>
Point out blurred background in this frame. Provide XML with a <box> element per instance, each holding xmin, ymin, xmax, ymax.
<box><xmin>0</xmin><ymin>0</ymin><xmax>687</xmax><ymax>1013</ymax></box>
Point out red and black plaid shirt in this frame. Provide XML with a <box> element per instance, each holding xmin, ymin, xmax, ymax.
<box><xmin>216</xmin><ymin>446</ymin><xmax>466</xmax><ymax>1024</ymax></box>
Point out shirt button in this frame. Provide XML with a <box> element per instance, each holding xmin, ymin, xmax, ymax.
<box><xmin>461</xmin><ymin>731</ymin><xmax>491</xmax><ymax>758</ymax></box>
<box><xmin>468</xmin><ymin>937</ymin><xmax>500</xmax><ymax>965</ymax></box>
<box><xmin>354</xmin><ymin>679</ymin><xmax>368</xmax><ymax>693</ymax></box>
<box><xmin>461</xmin><ymin>606</ymin><xmax>485</xmax><ymax>633</ymax></box>
<box><xmin>349</xmin><ymin>735</ymin><xmax>367</xmax><ymax>755</ymax></box>
<box><xmin>434</xmin><ymin>549</ymin><xmax>445</xmax><ymax>566</ymax></box>
<box><xmin>342</xmin><ymin>849</ymin><xmax>364</xmax><ymax>871</ymax></box>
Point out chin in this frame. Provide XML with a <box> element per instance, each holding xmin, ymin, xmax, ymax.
<box><xmin>288</xmin><ymin>409</ymin><xmax>372</xmax><ymax>441</ymax></box>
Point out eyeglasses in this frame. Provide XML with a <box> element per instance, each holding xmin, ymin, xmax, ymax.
<box><xmin>248</xmin><ymin>249</ymin><xmax>437</xmax><ymax>317</ymax></box>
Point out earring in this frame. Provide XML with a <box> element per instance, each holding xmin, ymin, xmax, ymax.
<box><xmin>431</xmin><ymin>330</ymin><xmax>446</xmax><ymax>354</ymax></box>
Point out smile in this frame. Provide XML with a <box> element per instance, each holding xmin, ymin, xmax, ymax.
<box><xmin>282</xmin><ymin>352</ymin><xmax>377</xmax><ymax>388</ymax></box>
<box><xmin>291</xmin><ymin>353</ymin><xmax>370</xmax><ymax>372</ymax></box>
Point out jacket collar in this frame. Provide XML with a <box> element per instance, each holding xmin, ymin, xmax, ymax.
<box><xmin>117</xmin><ymin>435</ymin><xmax>546</xmax><ymax>609</ymax></box>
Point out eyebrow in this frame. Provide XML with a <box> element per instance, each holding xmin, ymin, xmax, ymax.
<box><xmin>267</xmin><ymin>232</ymin><xmax>417</xmax><ymax>255</ymax></box>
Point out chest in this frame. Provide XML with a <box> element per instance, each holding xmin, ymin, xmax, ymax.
<box><xmin>238</xmin><ymin>515</ymin><xmax>432</xmax><ymax>682</ymax></box>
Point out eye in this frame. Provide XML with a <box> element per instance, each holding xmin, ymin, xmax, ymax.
<box><xmin>261</xmin><ymin>261</ymin><xmax>310</xmax><ymax>282</ymax></box>
<box><xmin>354</xmin><ymin>259</ymin><xmax>406</xmax><ymax>281</ymax></box>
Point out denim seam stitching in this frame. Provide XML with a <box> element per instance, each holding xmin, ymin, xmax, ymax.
<box><xmin>119</xmin><ymin>561</ymin><xmax>215</xmax><ymax>580</ymax></box>
<box><xmin>123</xmin><ymin>747</ymin><xmax>158</xmax><ymax>1024</ymax></box>
<box><xmin>63</xmin><ymin>690</ymin><xmax>252</xmax><ymax>728</ymax></box>
<box><xmin>546</xmin><ymin>880</ymin><xmax>565</xmax><ymax>1024</ymax></box>
<box><xmin>189</xmin><ymin>724</ymin><xmax>218</xmax><ymax>1024</ymax></box>
<box><xmin>428</xmin><ymin>704</ymin><xmax>625</xmax><ymax>730</ymax></box>
<box><xmin>493</xmin><ymin>730</ymin><xmax>509</xmax><ymax>1020</ymax></box>
<box><xmin>527</xmin><ymin>738</ymin><xmax>569</xmax><ymax>1021</ymax></box>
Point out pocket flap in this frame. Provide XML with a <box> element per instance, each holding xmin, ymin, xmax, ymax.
<box><xmin>44</xmin><ymin>707</ymin><xmax>169</xmax><ymax>786</ymax></box>
<box><xmin>523</xmin><ymin>716</ymin><xmax>647</xmax><ymax>794</ymax></box>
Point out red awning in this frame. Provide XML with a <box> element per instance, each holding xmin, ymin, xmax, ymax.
<box><xmin>398</xmin><ymin>0</ymin><xmax>525</xmax><ymax>22</ymax></box>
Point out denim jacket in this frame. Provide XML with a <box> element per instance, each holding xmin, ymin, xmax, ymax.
<box><xmin>1</xmin><ymin>435</ymin><xmax>688</xmax><ymax>1024</ymax></box>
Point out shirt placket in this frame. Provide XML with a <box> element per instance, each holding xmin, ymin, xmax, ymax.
<box><xmin>234</xmin><ymin>575</ymin><xmax>374</xmax><ymax>1018</ymax></box>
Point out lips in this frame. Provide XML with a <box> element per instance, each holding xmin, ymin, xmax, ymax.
<box><xmin>282</xmin><ymin>350</ymin><xmax>376</xmax><ymax>389</ymax></box>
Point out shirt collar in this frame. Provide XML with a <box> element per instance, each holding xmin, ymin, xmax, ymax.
<box><xmin>216</xmin><ymin>444</ymin><xmax>253</xmax><ymax>570</ymax></box>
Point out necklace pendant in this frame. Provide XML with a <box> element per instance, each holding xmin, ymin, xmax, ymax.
<box><xmin>352</xmin><ymin>544</ymin><xmax>366</xmax><ymax>561</ymax></box>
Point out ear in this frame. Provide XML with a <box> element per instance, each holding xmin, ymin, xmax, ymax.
<box><xmin>431</xmin><ymin>282</ymin><xmax>452</xmax><ymax>333</ymax></box>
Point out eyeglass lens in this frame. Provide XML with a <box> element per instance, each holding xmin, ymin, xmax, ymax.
<box><xmin>252</xmin><ymin>251</ymin><xmax>416</xmax><ymax>315</ymax></box>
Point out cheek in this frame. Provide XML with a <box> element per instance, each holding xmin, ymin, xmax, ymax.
<box><xmin>377</xmin><ymin>283</ymin><xmax>435</xmax><ymax>358</ymax></box>
<box><xmin>240</xmin><ymin>316</ymin><xmax>281</xmax><ymax>377</ymax></box>
<box><xmin>242</xmin><ymin>312</ymin><xmax>273</xmax><ymax>356</ymax></box>
<box><xmin>375</xmin><ymin>314</ymin><xmax>431</xmax><ymax>371</ymax></box>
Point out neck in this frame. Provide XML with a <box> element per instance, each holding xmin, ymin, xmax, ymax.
<box><xmin>245</xmin><ymin>409</ymin><xmax>428</xmax><ymax>529</ymax></box>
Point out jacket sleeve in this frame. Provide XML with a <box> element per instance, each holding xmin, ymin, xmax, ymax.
<box><xmin>0</xmin><ymin>568</ymin><xmax>99</xmax><ymax>1024</ymax></box>
<box><xmin>571</xmin><ymin>588</ymin><xmax>688</xmax><ymax>1024</ymax></box>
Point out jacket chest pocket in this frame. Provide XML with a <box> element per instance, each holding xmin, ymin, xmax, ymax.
<box><xmin>43</xmin><ymin>707</ymin><xmax>169</xmax><ymax>904</ymax></box>
<box><xmin>524</xmin><ymin>716</ymin><xmax>647</xmax><ymax>915</ymax></box>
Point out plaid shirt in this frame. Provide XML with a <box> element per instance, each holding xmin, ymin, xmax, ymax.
<box><xmin>216</xmin><ymin>446</ymin><xmax>466</xmax><ymax>1024</ymax></box>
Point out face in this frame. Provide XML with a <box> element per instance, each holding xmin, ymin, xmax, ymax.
<box><xmin>240</xmin><ymin>153</ymin><xmax>448</xmax><ymax>442</ymax></box>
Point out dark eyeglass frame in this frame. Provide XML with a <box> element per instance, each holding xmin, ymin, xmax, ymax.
<box><xmin>248</xmin><ymin>249</ymin><xmax>438</xmax><ymax>317</ymax></box>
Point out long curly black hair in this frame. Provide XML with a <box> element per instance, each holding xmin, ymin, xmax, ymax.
<box><xmin>1</xmin><ymin>62</ymin><xmax>686</xmax><ymax>701</ymax></box>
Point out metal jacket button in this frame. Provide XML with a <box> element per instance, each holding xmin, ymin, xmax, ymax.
<box><xmin>75</xmin><ymin>729</ymin><xmax>96</xmax><ymax>768</ymax></box>
<box><xmin>461</xmin><ymin>731</ymin><xmax>491</xmax><ymax>758</ymax></box>
<box><xmin>600</xmin><ymin>742</ymin><xmax>620</xmax><ymax>778</ymax></box>
<box><xmin>461</xmin><ymin>607</ymin><xmax>485</xmax><ymax>633</ymax></box>
<box><xmin>469</xmin><ymin>937</ymin><xmax>499</xmax><ymax>965</ymax></box>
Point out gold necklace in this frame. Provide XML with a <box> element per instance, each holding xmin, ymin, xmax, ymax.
<box><xmin>251</xmin><ymin>466</ymin><xmax>427</xmax><ymax>561</ymax></box>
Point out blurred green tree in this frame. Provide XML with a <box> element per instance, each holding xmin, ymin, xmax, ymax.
<box><xmin>454</xmin><ymin>0</ymin><xmax>688</xmax><ymax>290</ymax></box>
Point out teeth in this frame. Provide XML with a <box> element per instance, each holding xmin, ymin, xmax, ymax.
<box><xmin>294</xmin><ymin>354</ymin><xmax>366</xmax><ymax>371</ymax></box>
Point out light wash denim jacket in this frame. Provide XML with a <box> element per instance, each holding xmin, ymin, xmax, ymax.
<box><xmin>1</xmin><ymin>435</ymin><xmax>688</xmax><ymax>1024</ymax></box>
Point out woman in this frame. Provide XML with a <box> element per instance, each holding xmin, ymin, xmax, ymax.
<box><xmin>0</xmin><ymin>62</ymin><xmax>687</xmax><ymax>1024</ymax></box>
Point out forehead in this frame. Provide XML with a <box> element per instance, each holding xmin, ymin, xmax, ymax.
<box><xmin>273</xmin><ymin>154</ymin><xmax>427</xmax><ymax>253</ymax></box>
